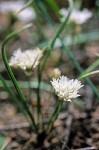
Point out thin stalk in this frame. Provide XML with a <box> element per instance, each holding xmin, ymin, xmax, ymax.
<box><xmin>35</xmin><ymin>0</ymin><xmax>55</xmax><ymax>29</ymax></box>
<box><xmin>27</xmin><ymin>77</ymin><xmax>32</xmax><ymax>104</ymax></box>
<box><xmin>1</xmin><ymin>24</ymin><xmax>37</xmax><ymax>132</ymax></box>
<box><xmin>40</xmin><ymin>0</ymin><xmax>73</xmax><ymax>72</ymax></box>
<box><xmin>46</xmin><ymin>100</ymin><xmax>63</xmax><ymax>133</ymax></box>
<box><xmin>25</xmin><ymin>0</ymin><xmax>47</xmax><ymax>40</ymax></box>
<box><xmin>16</xmin><ymin>0</ymin><xmax>34</xmax><ymax>14</ymax></box>
<box><xmin>36</xmin><ymin>65</ymin><xmax>44</xmax><ymax>131</ymax></box>
<box><xmin>78</xmin><ymin>70</ymin><xmax>99</xmax><ymax>79</ymax></box>
<box><xmin>78</xmin><ymin>59</ymin><xmax>99</xmax><ymax>78</ymax></box>
<box><xmin>37</xmin><ymin>65</ymin><xmax>41</xmax><ymax>121</ymax></box>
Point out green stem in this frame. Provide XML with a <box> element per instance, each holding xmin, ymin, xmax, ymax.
<box><xmin>26</xmin><ymin>0</ymin><xmax>47</xmax><ymax>40</ymax></box>
<box><xmin>16</xmin><ymin>0</ymin><xmax>34</xmax><ymax>14</ymax></box>
<box><xmin>35</xmin><ymin>0</ymin><xmax>55</xmax><ymax>29</ymax></box>
<box><xmin>40</xmin><ymin>0</ymin><xmax>73</xmax><ymax>72</ymax></box>
<box><xmin>47</xmin><ymin>100</ymin><xmax>63</xmax><ymax>133</ymax></box>
<box><xmin>37</xmin><ymin>65</ymin><xmax>41</xmax><ymax>120</ymax></box>
<box><xmin>78</xmin><ymin>70</ymin><xmax>99</xmax><ymax>79</ymax></box>
<box><xmin>78</xmin><ymin>59</ymin><xmax>99</xmax><ymax>78</ymax></box>
<box><xmin>27</xmin><ymin>77</ymin><xmax>32</xmax><ymax>103</ymax></box>
<box><xmin>36</xmin><ymin>65</ymin><xmax>44</xmax><ymax>131</ymax></box>
<box><xmin>1</xmin><ymin>24</ymin><xmax>37</xmax><ymax>132</ymax></box>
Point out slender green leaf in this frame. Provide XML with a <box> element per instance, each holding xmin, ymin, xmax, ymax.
<box><xmin>44</xmin><ymin>0</ymin><xmax>60</xmax><ymax>18</ymax></box>
<box><xmin>1</xmin><ymin>24</ymin><xmax>37</xmax><ymax>131</ymax></box>
<box><xmin>35</xmin><ymin>0</ymin><xmax>55</xmax><ymax>28</ymax></box>
<box><xmin>78</xmin><ymin>59</ymin><xmax>99</xmax><ymax>79</ymax></box>
<box><xmin>16</xmin><ymin>0</ymin><xmax>34</xmax><ymax>14</ymax></box>
<box><xmin>79</xmin><ymin>70</ymin><xmax>99</xmax><ymax>79</ymax></box>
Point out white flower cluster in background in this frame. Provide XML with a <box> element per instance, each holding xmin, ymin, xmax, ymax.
<box><xmin>9</xmin><ymin>48</ymin><xmax>42</xmax><ymax>71</ymax></box>
<box><xmin>51</xmin><ymin>76</ymin><xmax>83</xmax><ymax>102</ymax></box>
<box><xmin>0</xmin><ymin>1</ymin><xmax>35</xmax><ymax>22</ymax></box>
<box><xmin>60</xmin><ymin>8</ymin><xmax>93</xmax><ymax>24</ymax></box>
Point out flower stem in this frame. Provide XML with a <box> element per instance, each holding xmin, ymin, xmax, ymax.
<box><xmin>40</xmin><ymin>0</ymin><xmax>73</xmax><ymax>73</ymax></box>
<box><xmin>46</xmin><ymin>100</ymin><xmax>63</xmax><ymax>133</ymax></box>
<box><xmin>1</xmin><ymin>24</ymin><xmax>37</xmax><ymax>132</ymax></box>
<box><xmin>37</xmin><ymin>65</ymin><xmax>43</xmax><ymax>129</ymax></box>
<box><xmin>37</xmin><ymin>66</ymin><xmax>41</xmax><ymax>117</ymax></box>
<box><xmin>27</xmin><ymin>77</ymin><xmax>32</xmax><ymax>104</ymax></box>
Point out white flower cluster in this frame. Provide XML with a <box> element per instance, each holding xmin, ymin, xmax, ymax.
<box><xmin>9</xmin><ymin>48</ymin><xmax>42</xmax><ymax>71</ymax></box>
<box><xmin>0</xmin><ymin>1</ymin><xmax>35</xmax><ymax>23</ymax></box>
<box><xmin>60</xmin><ymin>8</ymin><xmax>92</xmax><ymax>24</ymax></box>
<box><xmin>51</xmin><ymin>76</ymin><xmax>83</xmax><ymax>102</ymax></box>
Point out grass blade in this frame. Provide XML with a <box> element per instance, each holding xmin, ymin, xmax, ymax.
<box><xmin>1</xmin><ymin>24</ymin><xmax>37</xmax><ymax>131</ymax></box>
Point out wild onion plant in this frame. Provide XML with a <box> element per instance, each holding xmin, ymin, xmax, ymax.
<box><xmin>1</xmin><ymin>0</ymin><xmax>99</xmax><ymax>148</ymax></box>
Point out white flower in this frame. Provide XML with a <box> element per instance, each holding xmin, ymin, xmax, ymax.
<box><xmin>9</xmin><ymin>48</ymin><xmax>42</xmax><ymax>71</ymax></box>
<box><xmin>51</xmin><ymin>76</ymin><xmax>83</xmax><ymax>102</ymax></box>
<box><xmin>60</xmin><ymin>8</ymin><xmax>92</xmax><ymax>24</ymax></box>
<box><xmin>0</xmin><ymin>1</ymin><xmax>35</xmax><ymax>23</ymax></box>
